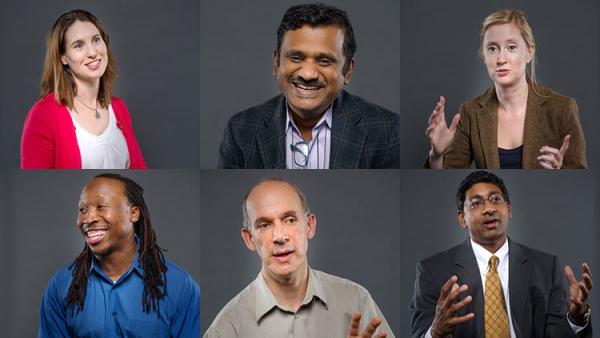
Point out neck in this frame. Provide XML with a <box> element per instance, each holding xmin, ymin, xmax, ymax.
<box><xmin>75</xmin><ymin>77</ymin><xmax>101</xmax><ymax>106</ymax></box>
<box><xmin>262</xmin><ymin>262</ymin><xmax>309</xmax><ymax>311</ymax></box>
<box><xmin>478</xmin><ymin>236</ymin><xmax>508</xmax><ymax>254</ymax></box>
<box><xmin>495</xmin><ymin>78</ymin><xmax>528</xmax><ymax>113</ymax></box>
<box><xmin>95</xmin><ymin>238</ymin><xmax>137</xmax><ymax>282</ymax></box>
<box><xmin>290</xmin><ymin>106</ymin><xmax>327</xmax><ymax>141</ymax></box>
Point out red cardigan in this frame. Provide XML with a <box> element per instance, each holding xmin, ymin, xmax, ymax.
<box><xmin>20</xmin><ymin>94</ymin><xmax>148</xmax><ymax>169</ymax></box>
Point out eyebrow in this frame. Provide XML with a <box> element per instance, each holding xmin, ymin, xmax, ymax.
<box><xmin>285</xmin><ymin>49</ymin><xmax>338</xmax><ymax>61</ymax></box>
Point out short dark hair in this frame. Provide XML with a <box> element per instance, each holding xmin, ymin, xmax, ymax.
<box><xmin>276</xmin><ymin>3</ymin><xmax>357</xmax><ymax>73</ymax></box>
<box><xmin>456</xmin><ymin>171</ymin><xmax>510</xmax><ymax>211</ymax></box>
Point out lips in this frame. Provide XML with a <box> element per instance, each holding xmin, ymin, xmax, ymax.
<box><xmin>482</xmin><ymin>219</ymin><xmax>499</xmax><ymax>230</ymax></box>
<box><xmin>272</xmin><ymin>249</ymin><xmax>294</xmax><ymax>262</ymax></box>
<box><xmin>85</xmin><ymin>228</ymin><xmax>107</xmax><ymax>245</ymax></box>
<box><xmin>290</xmin><ymin>81</ymin><xmax>324</xmax><ymax>98</ymax></box>
<box><xmin>496</xmin><ymin>69</ymin><xmax>509</xmax><ymax>77</ymax></box>
<box><xmin>85</xmin><ymin>59</ymin><xmax>101</xmax><ymax>71</ymax></box>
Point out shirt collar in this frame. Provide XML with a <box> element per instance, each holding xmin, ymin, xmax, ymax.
<box><xmin>88</xmin><ymin>238</ymin><xmax>144</xmax><ymax>283</ymax></box>
<box><xmin>285</xmin><ymin>104</ymin><xmax>333</xmax><ymax>136</ymax></box>
<box><xmin>470</xmin><ymin>238</ymin><xmax>509</xmax><ymax>271</ymax></box>
<box><xmin>254</xmin><ymin>267</ymin><xmax>328</xmax><ymax>322</ymax></box>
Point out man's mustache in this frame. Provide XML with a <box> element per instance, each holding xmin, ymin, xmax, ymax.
<box><xmin>289</xmin><ymin>77</ymin><xmax>325</xmax><ymax>88</ymax></box>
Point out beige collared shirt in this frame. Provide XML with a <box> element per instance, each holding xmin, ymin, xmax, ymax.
<box><xmin>204</xmin><ymin>268</ymin><xmax>394</xmax><ymax>338</ymax></box>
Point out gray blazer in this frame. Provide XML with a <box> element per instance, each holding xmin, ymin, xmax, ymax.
<box><xmin>218</xmin><ymin>90</ymin><xmax>400</xmax><ymax>168</ymax></box>
<box><xmin>410</xmin><ymin>239</ymin><xmax>592</xmax><ymax>338</ymax></box>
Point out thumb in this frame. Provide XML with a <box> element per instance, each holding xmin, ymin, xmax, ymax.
<box><xmin>564</xmin><ymin>265</ymin><xmax>578</xmax><ymax>285</ymax></box>
<box><xmin>559</xmin><ymin>134</ymin><xmax>571</xmax><ymax>156</ymax></box>
<box><xmin>449</xmin><ymin>113</ymin><xmax>461</xmax><ymax>132</ymax></box>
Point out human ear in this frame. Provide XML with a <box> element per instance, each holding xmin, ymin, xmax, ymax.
<box><xmin>241</xmin><ymin>227</ymin><xmax>257</xmax><ymax>251</ymax></box>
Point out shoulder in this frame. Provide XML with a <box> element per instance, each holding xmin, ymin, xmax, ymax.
<box><xmin>341</xmin><ymin>91</ymin><xmax>399</xmax><ymax>123</ymax></box>
<box><xmin>512</xmin><ymin>241</ymin><xmax>557</xmax><ymax>265</ymax></box>
<box><xmin>418</xmin><ymin>243</ymin><xmax>463</xmax><ymax>269</ymax></box>
<box><xmin>27</xmin><ymin>94</ymin><xmax>64</xmax><ymax>120</ymax></box>
<box><xmin>110</xmin><ymin>96</ymin><xmax>129</xmax><ymax>115</ymax></box>
<box><xmin>44</xmin><ymin>262</ymin><xmax>75</xmax><ymax>297</ymax></box>
<box><xmin>227</xmin><ymin>95</ymin><xmax>282</xmax><ymax>127</ymax></box>
<box><xmin>164</xmin><ymin>259</ymin><xmax>200</xmax><ymax>296</ymax></box>
<box><xmin>206</xmin><ymin>279</ymin><xmax>257</xmax><ymax>333</ymax></box>
<box><xmin>312</xmin><ymin>269</ymin><xmax>372</xmax><ymax>300</ymax></box>
<box><xmin>459</xmin><ymin>87</ymin><xmax>495</xmax><ymax>114</ymax></box>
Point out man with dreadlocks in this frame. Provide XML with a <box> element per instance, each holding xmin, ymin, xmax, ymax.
<box><xmin>38</xmin><ymin>173</ymin><xmax>200</xmax><ymax>337</ymax></box>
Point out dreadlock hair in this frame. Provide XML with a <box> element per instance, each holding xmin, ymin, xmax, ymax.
<box><xmin>66</xmin><ymin>173</ymin><xmax>168</xmax><ymax>316</ymax></box>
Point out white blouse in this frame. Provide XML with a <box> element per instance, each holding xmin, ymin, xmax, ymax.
<box><xmin>69</xmin><ymin>104</ymin><xmax>130</xmax><ymax>169</ymax></box>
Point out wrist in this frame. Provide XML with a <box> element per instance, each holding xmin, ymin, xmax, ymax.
<box><xmin>569</xmin><ymin>305</ymin><xmax>591</xmax><ymax>326</ymax></box>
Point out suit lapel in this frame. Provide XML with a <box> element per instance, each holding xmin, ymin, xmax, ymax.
<box><xmin>508</xmin><ymin>240</ymin><xmax>531</xmax><ymax>338</ymax></box>
<box><xmin>256</xmin><ymin>96</ymin><xmax>287</xmax><ymax>168</ymax></box>
<box><xmin>454</xmin><ymin>240</ymin><xmax>485</xmax><ymax>336</ymax></box>
<box><xmin>476</xmin><ymin>88</ymin><xmax>500</xmax><ymax>168</ymax></box>
<box><xmin>522</xmin><ymin>88</ymin><xmax>548</xmax><ymax>168</ymax></box>
<box><xmin>329</xmin><ymin>91</ymin><xmax>366</xmax><ymax>168</ymax></box>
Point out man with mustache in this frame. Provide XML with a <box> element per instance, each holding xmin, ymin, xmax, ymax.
<box><xmin>218</xmin><ymin>3</ymin><xmax>399</xmax><ymax>169</ymax></box>
<box><xmin>204</xmin><ymin>178</ymin><xmax>393</xmax><ymax>337</ymax></box>
<box><xmin>410</xmin><ymin>170</ymin><xmax>593</xmax><ymax>338</ymax></box>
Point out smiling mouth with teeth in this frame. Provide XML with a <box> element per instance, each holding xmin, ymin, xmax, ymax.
<box><xmin>85</xmin><ymin>229</ymin><xmax>107</xmax><ymax>245</ymax></box>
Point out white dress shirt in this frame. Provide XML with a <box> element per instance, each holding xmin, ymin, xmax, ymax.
<box><xmin>285</xmin><ymin>104</ymin><xmax>332</xmax><ymax>169</ymax></box>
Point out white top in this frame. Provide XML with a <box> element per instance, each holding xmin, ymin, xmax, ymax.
<box><xmin>69</xmin><ymin>104</ymin><xmax>130</xmax><ymax>169</ymax></box>
<box><xmin>285</xmin><ymin>104</ymin><xmax>332</xmax><ymax>169</ymax></box>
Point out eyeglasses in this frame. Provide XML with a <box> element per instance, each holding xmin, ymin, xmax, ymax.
<box><xmin>464</xmin><ymin>193</ymin><xmax>506</xmax><ymax>210</ymax></box>
<box><xmin>290</xmin><ymin>141</ymin><xmax>310</xmax><ymax>168</ymax></box>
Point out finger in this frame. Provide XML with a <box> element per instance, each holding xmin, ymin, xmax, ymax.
<box><xmin>439</xmin><ymin>275</ymin><xmax>458</xmax><ymax>302</ymax></box>
<box><xmin>564</xmin><ymin>265</ymin><xmax>579</xmax><ymax>285</ymax></box>
<box><xmin>577</xmin><ymin>282</ymin><xmax>590</xmax><ymax>301</ymax></box>
<box><xmin>539</xmin><ymin>146</ymin><xmax>561</xmax><ymax>156</ymax></box>
<box><xmin>537</xmin><ymin>154</ymin><xmax>559</xmax><ymax>169</ymax></box>
<box><xmin>449</xmin><ymin>295</ymin><xmax>473</xmax><ymax>314</ymax></box>
<box><xmin>361</xmin><ymin>317</ymin><xmax>382</xmax><ymax>338</ymax></box>
<box><xmin>376</xmin><ymin>332</ymin><xmax>387</xmax><ymax>338</ymax></box>
<box><xmin>347</xmin><ymin>312</ymin><xmax>361</xmax><ymax>336</ymax></box>
<box><xmin>582</xmin><ymin>262</ymin><xmax>592</xmax><ymax>278</ymax></box>
<box><xmin>582</xmin><ymin>273</ymin><xmax>593</xmax><ymax>291</ymax></box>
<box><xmin>448</xmin><ymin>283</ymin><xmax>470</xmax><ymax>303</ymax></box>
<box><xmin>559</xmin><ymin>134</ymin><xmax>571</xmax><ymax>156</ymax></box>
<box><xmin>449</xmin><ymin>113</ymin><xmax>461</xmax><ymax>132</ymax></box>
<box><xmin>448</xmin><ymin>312</ymin><xmax>475</xmax><ymax>326</ymax></box>
<box><xmin>538</xmin><ymin>160</ymin><xmax>555</xmax><ymax>170</ymax></box>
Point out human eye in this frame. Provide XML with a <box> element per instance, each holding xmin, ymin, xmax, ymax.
<box><xmin>79</xmin><ymin>206</ymin><xmax>88</xmax><ymax>214</ymax></box>
<box><xmin>283</xmin><ymin>216</ymin><xmax>297</xmax><ymax>224</ymax></box>
<box><xmin>490</xmin><ymin>194</ymin><xmax>503</xmax><ymax>204</ymax></box>
<box><xmin>469</xmin><ymin>199</ymin><xmax>481</xmax><ymax>209</ymax></box>
<box><xmin>486</xmin><ymin>45</ymin><xmax>497</xmax><ymax>53</ymax></box>
<box><xmin>73</xmin><ymin>42</ymin><xmax>83</xmax><ymax>49</ymax></box>
<box><xmin>256</xmin><ymin>222</ymin><xmax>269</xmax><ymax>230</ymax></box>
<box><xmin>508</xmin><ymin>44</ymin><xmax>518</xmax><ymax>51</ymax></box>
<box><xmin>287</xmin><ymin>55</ymin><xmax>302</xmax><ymax>63</ymax></box>
<box><xmin>318</xmin><ymin>58</ymin><xmax>334</xmax><ymax>66</ymax></box>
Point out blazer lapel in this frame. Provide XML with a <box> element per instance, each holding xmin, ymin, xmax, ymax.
<box><xmin>256</xmin><ymin>96</ymin><xmax>287</xmax><ymax>168</ymax></box>
<box><xmin>454</xmin><ymin>240</ymin><xmax>485</xmax><ymax>336</ymax></box>
<box><xmin>476</xmin><ymin>89</ymin><xmax>500</xmax><ymax>168</ymax></box>
<box><xmin>329</xmin><ymin>91</ymin><xmax>366</xmax><ymax>169</ymax></box>
<box><xmin>508</xmin><ymin>240</ymin><xmax>531</xmax><ymax>338</ymax></box>
<box><xmin>522</xmin><ymin>88</ymin><xmax>548</xmax><ymax>168</ymax></box>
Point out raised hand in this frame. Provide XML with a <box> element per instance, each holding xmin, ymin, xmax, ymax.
<box><xmin>564</xmin><ymin>263</ymin><xmax>593</xmax><ymax>325</ymax></box>
<box><xmin>346</xmin><ymin>312</ymin><xmax>387</xmax><ymax>338</ymax></box>
<box><xmin>430</xmin><ymin>275</ymin><xmax>474</xmax><ymax>338</ymax></box>
<box><xmin>537</xmin><ymin>134</ymin><xmax>570</xmax><ymax>169</ymax></box>
<box><xmin>426</xmin><ymin>96</ymin><xmax>461</xmax><ymax>167</ymax></box>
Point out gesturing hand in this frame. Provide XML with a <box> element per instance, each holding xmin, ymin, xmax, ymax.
<box><xmin>537</xmin><ymin>134</ymin><xmax>570</xmax><ymax>169</ymax></box>
<box><xmin>564</xmin><ymin>263</ymin><xmax>593</xmax><ymax>325</ymax></box>
<box><xmin>346</xmin><ymin>312</ymin><xmax>387</xmax><ymax>338</ymax></box>
<box><xmin>426</xmin><ymin>96</ymin><xmax>461</xmax><ymax>160</ymax></box>
<box><xmin>430</xmin><ymin>275</ymin><xmax>474</xmax><ymax>338</ymax></box>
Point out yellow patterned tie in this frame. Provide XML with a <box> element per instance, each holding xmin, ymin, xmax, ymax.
<box><xmin>484</xmin><ymin>255</ymin><xmax>510</xmax><ymax>338</ymax></box>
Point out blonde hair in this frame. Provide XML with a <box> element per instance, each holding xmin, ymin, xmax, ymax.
<box><xmin>41</xmin><ymin>9</ymin><xmax>117</xmax><ymax>109</ymax></box>
<box><xmin>480</xmin><ymin>9</ymin><xmax>541</xmax><ymax>93</ymax></box>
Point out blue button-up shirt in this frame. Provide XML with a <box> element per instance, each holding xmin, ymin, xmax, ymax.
<box><xmin>39</xmin><ymin>252</ymin><xmax>200</xmax><ymax>338</ymax></box>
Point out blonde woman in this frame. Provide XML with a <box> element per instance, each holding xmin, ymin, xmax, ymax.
<box><xmin>21</xmin><ymin>9</ymin><xmax>147</xmax><ymax>169</ymax></box>
<box><xmin>426</xmin><ymin>9</ymin><xmax>586</xmax><ymax>169</ymax></box>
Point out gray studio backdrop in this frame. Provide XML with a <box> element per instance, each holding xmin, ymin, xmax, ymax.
<box><xmin>199</xmin><ymin>170</ymin><xmax>401</xmax><ymax>334</ymax></box>
<box><xmin>0</xmin><ymin>0</ymin><xmax>200</xmax><ymax>168</ymax></box>
<box><xmin>200</xmin><ymin>0</ymin><xmax>400</xmax><ymax>168</ymax></box>
<box><xmin>400</xmin><ymin>0</ymin><xmax>600</xmax><ymax>168</ymax></box>
<box><xmin>399</xmin><ymin>170</ymin><xmax>599</xmax><ymax>335</ymax></box>
<box><xmin>3</xmin><ymin>170</ymin><xmax>200</xmax><ymax>337</ymax></box>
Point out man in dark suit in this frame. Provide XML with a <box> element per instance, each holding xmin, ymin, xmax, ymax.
<box><xmin>410</xmin><ymin>171</ymin><xmax>593</xmax><ymax>338</ymax></box>
<box><xmin>218</xmin><ymin>3</ymin><xmax>399</xmax><ymax>169</ymax></box>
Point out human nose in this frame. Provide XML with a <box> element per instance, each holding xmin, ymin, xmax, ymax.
<box><xmin>496</xmin><ymin>48</ymin><xmax>507</xmax><ymax>64</ymax></box>
<box><xmin>86</xmin><ymin>44</ymin><xmax>97</xmax><ymax>58</ymax></box>
<box><xmin>482</xmin><ymin>202</ymin><xmax>496</xmax><ymax>215</ymax></box>
<box><xmin>297</xmin><ymin>61</ymin><xmax>319</xmax><ymax>81</ymax></box>
<box><xmin>271</xmin><ymin>221</ymin><xmax>289</xmax><ymax>244</ymax></box>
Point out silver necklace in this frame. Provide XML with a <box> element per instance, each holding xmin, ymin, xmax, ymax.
<box><xmin>75</xmin><ymin>97</ymin><xmax>101</xmax><ymax>119</ymax></box>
